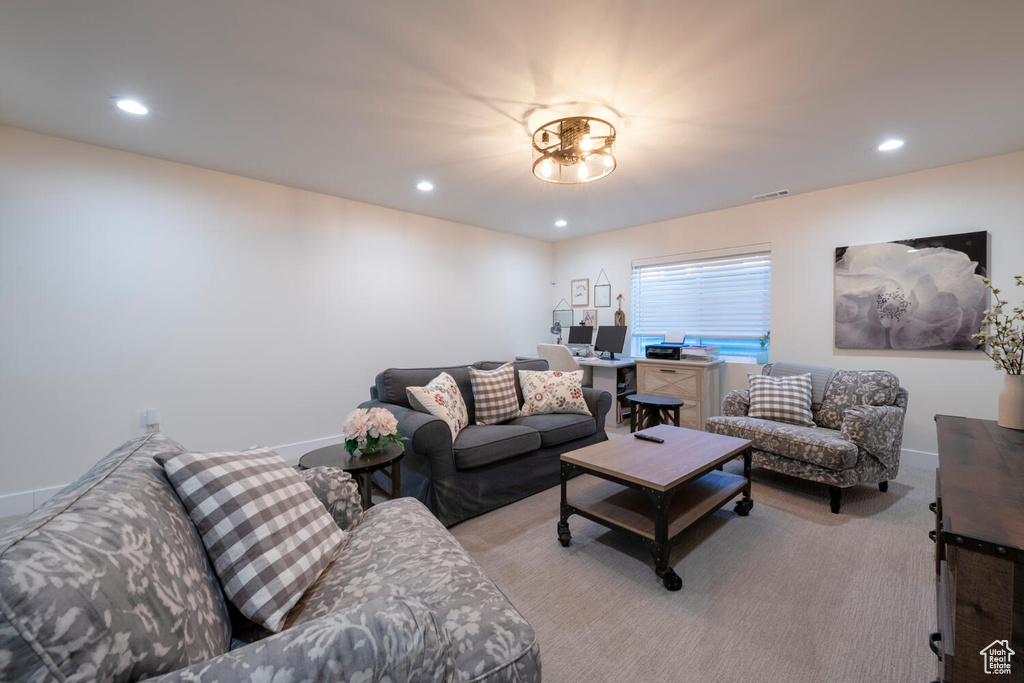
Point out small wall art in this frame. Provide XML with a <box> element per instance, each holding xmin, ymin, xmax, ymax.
<box><xmin>834</xmin><ymin>231</ymin><xmax>988</xmax><ymax>350</ymax></box>
<box><xmin>581</xmin><ymin>309</ymin><xmax>597</xmax><ymax>327</ymax></box>
<box><xmin>594</xmin><ymin>268</ymin><xmax>612</xmax><ymax>307</ymax></box>
<box><xmin>571</xmin><ymin>278</ymin><xmax>589</xmax><ymax>306</ymax></box>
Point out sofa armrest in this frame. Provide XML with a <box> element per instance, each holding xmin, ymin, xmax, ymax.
<box><xmin>299</xmin><ymin>467</ymin><xmax>363</xmax><ymax>531</ymax></box>
<box><xmin>359</xmin><ymin>400</ymin><xmax>454</xmax><ymax>468</ymax></box>
<box><xmin>840</xmin><ymin>404</ymin><xmax>906</xmax><ymax>468</ymax></box>
<box><xmin>582</xmin><ymin>387</ymin><xmax>614</xmax><ymax>434</ymax></box>
<box><xmin>722</xmin><ymin>390</ymin><xmax>751</xmax><ymax>417</ymax></box>
<box><xmin>153</xmin><ymin>598</ymin><xmax>455</xmax><ymax>683</ymax></box>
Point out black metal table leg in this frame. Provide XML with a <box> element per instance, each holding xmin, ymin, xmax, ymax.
<box><xmin>558</xmin><ymin>461</ymin><xmax>573</xmax><ymax>546</ymax></box>
<box><xmin>734</xmin><ymin>447</ymin><xmax>754</xmax><ymax>516</ymax></box>
<box><xmin>646</xmin><ymin>489</ymin><xmax>681</xmax><ymax>590</ymax></box>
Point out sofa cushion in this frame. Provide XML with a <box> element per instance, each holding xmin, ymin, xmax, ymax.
<box><xmin>764</xmin><ymin>361</ymin><xmax>838</xmax><ymax>410</ymax></box>
<box><xmin>156</xmin><ymin>447</ymin><xmax>348</xmax><ymax>632</ymax></box>
<box><xmin>407</xmin><ymin>372</ymin><xmax>470</xmax><ymax>440</ymax></box>
<box><xmin>706</xmin><ymin>416</ymin><xmax>859</xmax><ymax>470</ymax></box>
<box><xmin>747</xmin><ymin>373</ymin><xmax>815</xmax><ymax>427</ymax></box>
<box><xmin>469</xmin><ymin>362</ymin><xmax>521</xmax><ymax>425</ymax></box>
<box><xmin>474</xmin><ymin>359</ymin><xmax>548</xmax><ymax>408</ymax></box>
<box><xmin>287</xmin><ymin>498</ymin><xmax>540</xmax><ymax>683</ymax></box>
<box><xmin>452</xmin><ymin>424</ymin><xmax>541</xmax><ymax>470</ymax></box>
<box><xmin>519</xmin><ymin>369</ymin><xmax>591</xmax><ymax>417</ymax></box>
<box><xmin>0</xmin><ymin>434</ymin><xmax>232</xmax><ymax>682</ymax></box>
<box><xmin>816</xmin><ymin>369</ymin><xmax>901</xmax><ymax>430</ymax></box>
<box><xmin>507</xmin><ymin>413</ymin><xmax>596</xmax><ymax>447</ymax></box>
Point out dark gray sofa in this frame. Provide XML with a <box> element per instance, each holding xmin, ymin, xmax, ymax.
<box><xmin>360</xmin><ymin>359</ymin><xmax>613</xmax><ymax>527</ymax></box>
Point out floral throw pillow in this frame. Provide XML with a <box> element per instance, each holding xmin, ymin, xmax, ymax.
<box><xmin>406</xmin><ymin>372</ymin><xmax>469</xmax><ymax>440</ymax></box>
<box><xmin>519</xmin><ymin>369</ymin><xmax>591</xmax><ymax>417</ymax></box>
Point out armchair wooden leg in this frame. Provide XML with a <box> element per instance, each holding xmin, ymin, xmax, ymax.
<box><xmin>878</xmin><ymin>481</ymin><xmax>888</xmax><ymax>493</ymax></box>
<box><xmin>829</xmin><ymin>486</ymin><xmax>842</xmax><ymax>514</ymax></box>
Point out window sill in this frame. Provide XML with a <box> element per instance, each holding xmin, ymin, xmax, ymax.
<box><xmin>722</xmin><ymin>356</ymin><xmax>765</xmax><ymax>365</ymax></box>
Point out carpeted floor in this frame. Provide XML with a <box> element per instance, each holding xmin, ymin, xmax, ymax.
<box><xmin>450</xmin><ymin>459</ymin><xmax>937</xmax><ymax>683</ymax></box>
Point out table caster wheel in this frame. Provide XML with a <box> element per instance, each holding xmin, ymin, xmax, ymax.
<box><xmin>655</xmin><ymin>566</ymin><xmax>682</xmax><ymax>591</ymax></box>
<box><xmin>557</xmin><ymin>521</ymin><xmax>571</xmax><ymax>547</ymax></box>
<box><xmin>734</xmin><ymin>498</ymin><xmax>753</xmax><ymax>516</ymax></box>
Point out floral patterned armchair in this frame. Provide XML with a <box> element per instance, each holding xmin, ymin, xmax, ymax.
<box><xmin>706</xmin><ymin>362</ymin><xmax>908</xmax><ymax>514</ymax></box>
<box><xmin>0</xmin><ymin>434</ymin><xmax>540</xmax><ymax>682</ymax></box>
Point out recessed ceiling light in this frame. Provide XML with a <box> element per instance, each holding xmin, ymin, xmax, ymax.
<box><xmin>113</xmin><ymin>98</ymin><xmax>148</xmax><ymax>116</ymax></box>
<box><xmin>555</xmin><ymin>219</ymin><xmax>567</xmax><ymax>228</ymax></box>
<box><xmin>877</xmin><ymin>139</ymin><xmax>904</xmax><ymax>152</ymax></box>
<box><xmin>416</xmin><ymin>181</ymin><xmax>434</xmax><ymax>192</ymax></box>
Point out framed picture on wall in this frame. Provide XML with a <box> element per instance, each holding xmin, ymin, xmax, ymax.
<box><xmin>834</xmin><ymin>230</ymin><xmax>988</xmax><ymax>350</ymax></box>
<box><xmin>553</xmin><ymin>307</ymin><xmax>573</xmax><ymax>331</ymax></box>
<box><xmin>571</xmin><ymin>278</ymin><xmax>589</xmax><ymax>306</ymax></box>
<box><xmin>594</xmin><ymin>284</ymin><xmax>611</xmax><ymax>307</ymax></box>
<box><xmin>581</xmin><ymin>309</ymin><xmax>597</xmax><ymax>327</ymax></box>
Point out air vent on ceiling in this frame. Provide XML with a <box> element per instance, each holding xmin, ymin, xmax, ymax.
<box><xmin>751</xmin><ymin>189</ymin><xmax>791</xmax><ymax>202</ymax></box>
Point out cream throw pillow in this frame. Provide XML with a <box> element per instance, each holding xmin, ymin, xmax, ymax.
<box><xmin>519</xmin><ymin>369</ymin><xmax>591</xmax><ymax>417</ymax></box>
<box><xmin>406</xmin><ymin>372</ymin><xmax>470</xmax><ymax>440</ymax></box>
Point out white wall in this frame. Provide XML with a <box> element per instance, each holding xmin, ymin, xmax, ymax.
<box><xmin>0</xmin><ymin>125</ymin><xmax>554</xmax><ymax>497</ymax></box>
<box><xmin>554</xmin><ymin>150</ymin><xmax>1024</xmax><ymax>459</ymax></box>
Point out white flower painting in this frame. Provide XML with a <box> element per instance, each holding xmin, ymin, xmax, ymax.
<box><xmin>834</xmin><ymin>231</ymin><xmax>988</xmax><ymax>350</ymax></box>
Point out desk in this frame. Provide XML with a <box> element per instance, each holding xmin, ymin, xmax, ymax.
<box><xmin>576</xmin><ymin>357</ymin><xmax>636</xmax><ymax>423</ymax></box>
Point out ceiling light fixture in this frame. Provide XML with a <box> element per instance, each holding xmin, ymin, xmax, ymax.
<box><xmin>877</xmin><ymin>139</ymin><xmax>904</xmax><ymax>152</ymax></box>
<box><xmin>532</xmin><ymin>116</ymin><xmax>616</xmax><ymax>184</ymax></box>
<box><xmin>416</xmin><ymin>181</ymin><xmax>434</xmax><ymax>192</ymax></box>
<box><xmin>555</xmin><ymin>219</ymin><xmax>567</xmax><ymax>227</ymax></box>
<box><xmin>113</xmin><ymin>98</ymin><xmax>148</xmax><ymax>115</ymax></box>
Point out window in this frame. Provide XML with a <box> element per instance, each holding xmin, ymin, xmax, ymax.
<box><xmin>630</xmin><ymin>245</ymin><xmax>771</xmax><ymax>360</ymax></box>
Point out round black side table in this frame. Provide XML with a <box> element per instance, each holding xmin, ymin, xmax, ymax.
<box><xmin>299</xmin><ymin>442</ymin><xmax>404</xmax><ymax>509</ymax></box>
<box><xmin>627</xmin><ymin>394</ymin><xmax>685</xmax><ymax>432</ymax></box>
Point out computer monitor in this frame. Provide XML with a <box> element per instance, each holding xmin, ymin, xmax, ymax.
<box><xmin>567</xmin><ymin>326</ymin><xmax>593</xmax><ymax>345</ymax></box>
<box><xmin>594</xmin><ymin>325</ymin><xmax>628</xmax><ymax>360</ymax></box>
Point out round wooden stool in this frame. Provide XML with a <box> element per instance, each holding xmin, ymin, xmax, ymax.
<box><xmin>627</xmin><ymin>394</ymin><xmax>685</xmax><ymax>432</ymax></box>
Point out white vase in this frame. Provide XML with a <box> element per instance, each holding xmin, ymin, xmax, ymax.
<box><xmin>998</xmin><ymin>374</ymin><xmax>1024</xmax><ymax>430</ymax></box>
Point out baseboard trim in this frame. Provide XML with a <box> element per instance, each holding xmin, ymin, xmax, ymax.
<box><xmin>270</xmin><ymin>433</ymin><xmax>347</xmax><ymax>464</ymax></box>
<box><xmin>0</xmin><ymin>434</ymin><xmax>349</xmax><ymax>517</ymax></box>
<box><xmin>0</xmin><ymin>485</ymin><xmax>65</xmax><ymax>518</ymax></box>
<box><xmin>900</xmin><ymin>448</ymin><xmax>938</xmax><ymax>469</ymax></box>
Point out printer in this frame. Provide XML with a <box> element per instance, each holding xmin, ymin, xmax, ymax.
<box><xmin>645</xmin><ymin>343</ymin><xmax>688</xmax><ymax>360</ymax></box>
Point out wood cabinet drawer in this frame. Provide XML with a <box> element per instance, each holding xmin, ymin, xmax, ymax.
<box><xmin>638</xmin><ymin>365</ymin><xmax>698</xmax><ymax>400</ymax></box>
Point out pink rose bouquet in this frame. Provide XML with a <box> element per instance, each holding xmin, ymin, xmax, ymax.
<box><xmin>341</xmin><ymin>407</ymin><xmax>406</xmax><ymax>456</ymax></box>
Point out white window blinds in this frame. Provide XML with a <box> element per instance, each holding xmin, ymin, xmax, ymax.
<box><xmin>630</xmin><ymin>247</ymin><xmax>772</xmax><ymax>341</ymax></box>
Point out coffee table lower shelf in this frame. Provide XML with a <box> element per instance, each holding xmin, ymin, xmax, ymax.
<box><xmin>566</xmin><ymin>471</ymin><xmax>747</xmax><ymax>541</ymax></box>
<box><xmin>558</xmin><ymin>462</ymin><xmax>752</xmax><ymax>591</ymax></box>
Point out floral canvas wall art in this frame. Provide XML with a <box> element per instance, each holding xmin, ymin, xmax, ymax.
<box><xmin>834</xmin><ymin>231</ymin><xmax>988</xmax><ymax>350</ymax></box>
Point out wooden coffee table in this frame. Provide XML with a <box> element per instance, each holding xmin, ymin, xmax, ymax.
<box><xmin>558</xmin><ymin>424</ymin><xmax>753</xmax><ymax>591</ymax></box>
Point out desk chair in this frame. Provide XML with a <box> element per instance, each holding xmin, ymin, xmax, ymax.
<box><xmin>536</xmin><ymin>344</ymin><xmax>593</xmax><ymax>386</ymax></box>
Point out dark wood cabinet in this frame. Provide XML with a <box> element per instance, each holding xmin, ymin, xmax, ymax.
<box><xmin>932</xmin><ymin>415</ymin><xmax>1023</xmax><ymax>682</ymax></box>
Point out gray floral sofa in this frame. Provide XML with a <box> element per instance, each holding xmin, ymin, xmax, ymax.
<box><xmin>706</xmin><ymin>362</ymin><xmax>908</xmax><ymax>513</ymax></box>
<box><xmin>360</xmin><ymin>359</ymin><xmax>612</xmax><ymax>527</ymax></box>
<box><xmin>0</xmin><ymin>433</ymin><xmax>540</xmax><ymax>682</ymax></box>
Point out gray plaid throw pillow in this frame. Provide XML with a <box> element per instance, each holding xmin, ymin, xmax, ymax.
<box><xmin>469</xmin><ymin>362</ymin><xmax>521</xmax><ymax>425</ymax></box>
<box><xmin>747</xmin><ymin>372</ymin><xmax>815</xmax><ymax>427</ymax></box>
<box><xmin>155</xmin><ymin>447</ymin><xmax>346</xmax><ymax>632</ymax></box>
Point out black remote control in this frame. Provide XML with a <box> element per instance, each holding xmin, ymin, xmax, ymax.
<box><xmin>633</xmin><ymin>432</ymin><xmax>664</xmax><ymax>443</ymax></box>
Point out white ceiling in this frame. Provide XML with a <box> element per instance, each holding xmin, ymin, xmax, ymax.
<box><xmin>3</xmin><ymin>1</ymin><xmax>1024</xmax><ymax>241</ymax></box>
